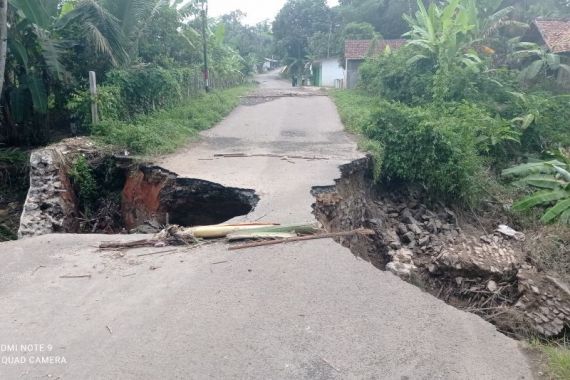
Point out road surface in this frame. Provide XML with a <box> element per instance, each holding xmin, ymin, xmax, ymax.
<box><xmin>0</xmin><ymin>73</ymin><xmax>534</xmax><ymax>379</ymax></box>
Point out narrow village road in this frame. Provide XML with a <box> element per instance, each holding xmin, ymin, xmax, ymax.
<box><xmin>0</xmin><ymin>73</ymin><xmax>534</xmax><ymax>379</ymax></box>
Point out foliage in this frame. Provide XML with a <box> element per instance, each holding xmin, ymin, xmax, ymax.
<box><xmin>503</xmin><ymin>93</ymin><xmax>570</xmax><ymax>152</ymax></box>
<box><xmin>69</xmin><ymin>155</ymin><xmax>98</xmax><ymax>213</ymax></box>
<box><xmin>503</xmin><ymin>156</ymin><xmax>570</xmax><ymax>224</ymax></box>
<box><xmin>513</xmin><ymin>42</ymin><xmax>570</xmax><ymax>85</ymax></box>
<box><xmin>337</xmin><ymin>0</ymin><xmax>421</xmax><ymax>39</ymax></box>
<box><xmin>0</xmin><ymin>0</ymin><xmax>256</xmax><ymax>147</ymax></box>
<box><xmin>220</xmin><ymin>12</ymin><xmax>273</xmax><ymax>74</ymax></box>
<box><xmin>273</xmin><ymin>0</ymin><xmax>333</xmax><ymax>73</ymax></box>
<box><xmin>359</xmin><ymin>45</ymin><xmax>435</xmax><ymax>104</ymax></box>
<box><xmin>329</xmin><ymin>90</ymin><xmax>383</xmax><ymax>178</ymax></box>
<box><xmin>364</xmin><ymin>100</ymin><xmax>498</xmax><ymax>204</ymax></box>
<box><xmin>531</xmin><ymin>339</ymin><xmax>570</xmax><ymax>380</ymax></box>
<box><xmin>92</xmin><ymin>85</ymin><xmax>251</xmax><ymax>155</ymax></box>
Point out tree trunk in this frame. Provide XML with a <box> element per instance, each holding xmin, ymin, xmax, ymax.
<box><xmin>0</xmin><ymin>0</ymin><xmax>7</xmax><ymax>97</ymax></box>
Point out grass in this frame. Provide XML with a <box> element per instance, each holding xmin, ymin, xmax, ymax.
<box><xmin>92</xmin><ymin>85</ymin><xmax>253</xmax><ymax>155</ymax></box>
<box><xmin>330</xmin><ymin>89</ymin><xmax>377</xmax><ymax>134</ymax></box>
<box><xmin>330</xmin><ymin>89</ymin><xmax>384</xmax><ymax>179</ymax></box>
<box><xmin>532</xmin><ymin>339</ymin><xmax>570</xmax><ymax>379</ymax></box>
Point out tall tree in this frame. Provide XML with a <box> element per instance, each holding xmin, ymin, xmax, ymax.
<box><xmin>273</xmin><ymin>0</ymin><xmax>332</xmax><ymax>70</ymax></box>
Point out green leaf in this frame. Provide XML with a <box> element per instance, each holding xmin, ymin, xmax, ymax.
<box><xmin>10</xmin><ymin>0</ymin><xmax>52</xmax><ymax>29</ymax></box>
<box><xmin>502</xmin><ymin>161</ymin><xmax>562</xmax><ymax>177</ymax></box>
<box><xmin>8</xmin><ymin>39</ymin><xmax>29</xmax><ymax>68</ymax></box>
<box><xmin>559</xmin><ymin>208</ymin><xmax>570</xmax><ymax>225</ymax></box>
<box><xmin>512</xmin><ymin>114</ymin><xmax>535</xmax><ymax>130</ymax></box>
<box><xmin>520</xmin><ymin>59</ymin><xmax>544</xmax><ymax>81</ymax></box>
<box><xmin>515</xmin><ymin>175</ymin><xmax>566</xmax><ymax>190</ymax></box>
<box><xmin>541</xmin><ymin>198</ymin><xmax>570</xmax><ymax>224</ymax></box>
<box><xmin>513</xmin><ymin>189</ymin><xmax>569</xmax><ymax>211</ymax></box>
<box><xmin>553</xmin><ymin>165</ymin><xmax>570</xmax><ymax>182</ymax></box>
<box><xmin>26</xmin><ymin>75</ymin><xmax>48</xmax><ymax>114</ymax></box>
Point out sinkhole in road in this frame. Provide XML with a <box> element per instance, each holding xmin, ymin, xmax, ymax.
<box><xmin>121</xmin><ymin>164</ymin><xmax>259</xmax><ymax>233</ymax></box>
<box><xmin>19</xmin><ymin>152</ymin><xmax>259</xmax><ymax>236</ymax></box>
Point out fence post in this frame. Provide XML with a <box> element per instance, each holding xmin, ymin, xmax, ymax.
<box><xmin>89</xmin><ymin>71</ymin><xmax>99</xmax><ymax>125</ymax></box>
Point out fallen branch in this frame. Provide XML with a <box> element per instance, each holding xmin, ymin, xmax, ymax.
<box><xmin>99</xmin><ymin>239</ymin><xmax>157</xmax><ymax>250</ymax></box>
<box><xmin>228</xmin><ymin>229</ymin><xmax>375</xmax><ymax>251</ymax></box>
<box><xmin>213</xmin><ymin>153</ymin><xmax>330</xmax><ymax>161</ymax></box>
<box><xmin>60</xmin><ymin>274</ymin><xmax>92</xmax><ymax>279</ymax></box>
<box><xmin>137</xmin><ymin>249</ymin><xmax>178</xmax><ymax>257</ymax></box>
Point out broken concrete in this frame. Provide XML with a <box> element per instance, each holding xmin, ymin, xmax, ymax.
<box><xmin>18</xmin><ymin>138</ymin><xmax>95</xmax><ymax>238</ymax></box>
<box><xmin>122</xmin><ymin>165</ymin><xmax>259</xmax><ymax>230</ymax></box>
<box><xmin>18</xmin><ymin>138</ymin><xmax>259</xmax><ymax>238</ymax></box>
<box><xmin>312</xmin><ymin>155</ymin><xmax>570</xmax><ymax>337</ymax></box>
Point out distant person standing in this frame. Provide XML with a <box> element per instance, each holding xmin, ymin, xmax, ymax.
<box><xmin>292</xmin><ymin>75</ymin><xmax>298</xmax><ymax>87</ymax></box>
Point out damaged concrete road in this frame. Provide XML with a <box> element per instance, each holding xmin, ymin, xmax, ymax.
<box><xmin>0</xmin><ymin>72</ymin><xmax>534</xmax><ymax>379</ymax></box>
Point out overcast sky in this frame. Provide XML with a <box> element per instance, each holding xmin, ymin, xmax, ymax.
<box><xmin>208</xmin><ymin>0</ymin><xmax>340</xmax><ymax>25</ymax></box>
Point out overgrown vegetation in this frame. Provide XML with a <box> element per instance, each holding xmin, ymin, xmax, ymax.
<box><xmin>92</xmin><ymin>85</ymin><xmax>251</xmax><ymax>155</ymax></box>
<box><xmin>0</xmin><ymin>0</ymin><xmax>265</xmax><ymax>147</ymax></box>
<box><xmin>532</xmin><ymin>339</ymin><xmax>570</xmax><ymax>380</ymax></box>
<box><xmin>0</xmin><ymin>147</ymin><xmax>29</xmax><ymax>241</ymax></box>
<box><xmin>331</xmin><ymin>0</ymin><xmax>570</xmax><ymax>220</ymax></box>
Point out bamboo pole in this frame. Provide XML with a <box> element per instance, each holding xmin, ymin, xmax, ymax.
<box><xmin>228</xmin><ymin>229</ymin><xmax>375</xmax><ymax>251</ymax></box>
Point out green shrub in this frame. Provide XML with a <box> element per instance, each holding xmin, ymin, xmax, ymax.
<box><xmin>359</xmin><ymin>46</ymin><xmax>435</xmax><ymax>104</ymax></box>
<box><xmin>106</xmin><ymin>66</ymin><xmax>184</xmax><ymax>117</ymax></box>
<box><xmin>66</xmin><ymin>85</ymin><xmax>127</xmax><ymax>131</ymax></box>
<box><xmin>92</xmin><ymin>85</ymin><xmax>250</xmax><ymax>155</ymax></box>
<box><xmin>365</xmin><ymin>101</ymin><xmax>492</xmax><ymax>204</ymax></box>
<box><xmin>520</xmin><ymin>95</ymin><xmax>570</xmax><ymax>151</ymax></box>
<box><xmin>330</xmin><ymin>90</ymin><xmax>377</xmax><ymax>133</ymax></box>
<box><xmin>69</xmin><ymin>156</ymin><xmax>98</xmax><ymax>213</ymax></box>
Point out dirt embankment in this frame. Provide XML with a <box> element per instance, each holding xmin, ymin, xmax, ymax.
<box><xmin>312</xmin><ymin>156</ymin><xmax>570</xmax><ymax>338</ymax></box>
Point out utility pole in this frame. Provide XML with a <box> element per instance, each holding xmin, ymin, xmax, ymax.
<box><xmin>201</xmin><ymin>0</ymin><xmax>209</xmax><ymax>92</ymax></box>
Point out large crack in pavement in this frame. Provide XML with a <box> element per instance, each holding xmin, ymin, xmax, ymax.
<box><xmin>312</xmin><ymin>155</ymin><xmax>570</xmax><ymax>338</ymax></box>
<box><xmin>0</xmin><ymin>72</ymin><xmax>537</xmax><ymax>379</ymax></box>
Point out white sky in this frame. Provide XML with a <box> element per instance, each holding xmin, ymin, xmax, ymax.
<box><xmin>208</xmin><ymin>0</ymin><xmax>340</xmax><ymax>25</ymax></box>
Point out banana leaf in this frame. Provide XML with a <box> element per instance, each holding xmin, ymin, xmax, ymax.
<box><xmin>515</xmin><ymin>175</ymin><xmax>566</xmax><ymax>190</ymax></box>
<box><xmin>559</xmin><ymin>209</ymin><xmax>570</xmax><ymax>225</ymax></box>
<box><xmin>541</xmin><ymin>198</ymin><xmax>570</xmax><ymax>224</ymax></box>
<box><xmin>502</xmin><ymin>161</ymin><xmax>565</xmax><ymax>178</ymax></box>
<box><xmin>513</xmin><ymin>189</ymin><xmax>569</xmax><ymax>211</ymax></box>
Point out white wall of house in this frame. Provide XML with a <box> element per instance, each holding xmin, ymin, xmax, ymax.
<box><xmin>320</xmin><ymin>58</ymin><xmax>344</xmax><ymax>87</ymax></box>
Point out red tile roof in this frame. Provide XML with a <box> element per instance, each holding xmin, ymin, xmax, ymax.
<box><xmin>344</xmin><ymin>39</ymin><xmax>407</xmax><ymax>60</ymax></box>
<box><xmin>534</xmin><ymin>20</ymin><xmax>570</xmax><ymax>53</ymax></box>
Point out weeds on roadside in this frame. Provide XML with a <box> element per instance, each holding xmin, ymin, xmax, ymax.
<box><xmin>531</xmin><ymin>337</ymin><xmax>570</xmax><ymax>380</ymax></box>
<box><xmin>92</xmin><ymin>85</ymin><xmax>252</xmax><ymax>155</ymax></box>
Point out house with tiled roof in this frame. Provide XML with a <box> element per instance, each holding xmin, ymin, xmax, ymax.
<box><xmin>527</xmin><ymin>19</ymin><xmax>570</xmax><ymax>54</ymax></box>
<box><xmin>344</xmin><ymin>39</ymin><xmax>407</xmax><ymax>89</ymax></box>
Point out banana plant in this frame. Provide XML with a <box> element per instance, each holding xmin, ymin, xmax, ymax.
<box><xmin>503</xmin><ymin>153</ymin><xmax>570</xmax><ymax>224</ymax></box>
<box><xmin>403</xmin><ymin>0</ymin><xmax>479</xmax><ymax>70</ymax></box>
<box><xmin>513</xmin><ymin>42</ymin><xmax>570</xmax><ymax>84</ymax></box>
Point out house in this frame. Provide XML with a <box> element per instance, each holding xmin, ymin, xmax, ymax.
<box><xmin>310</xmin><ymin>58</ymin><xmax>345</xmax><ymax>88</ymax></box>
<box><xmin>262</xmin><ymin>57</ymin><xmax>280</xmax><ymax>72</ymax></box>
<box><xmin>344</xmin><ymin>39</ymin><xmax>407</xmax><ymax>89</ymax></box>
<box><xmin>526</xmin><ymin>19</ymin><xmax>570</xmax><ymax>54</ymax></box>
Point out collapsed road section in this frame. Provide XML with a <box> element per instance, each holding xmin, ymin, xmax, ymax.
<box><xmin>18</xmin><ymin>138</ymin><xmax>259</xmax><ymax>238</ymax></box>
<box><xmin>312</xmin><ymin>156</ymin><xmax>570</xmax><ymax>338</ymax></box>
